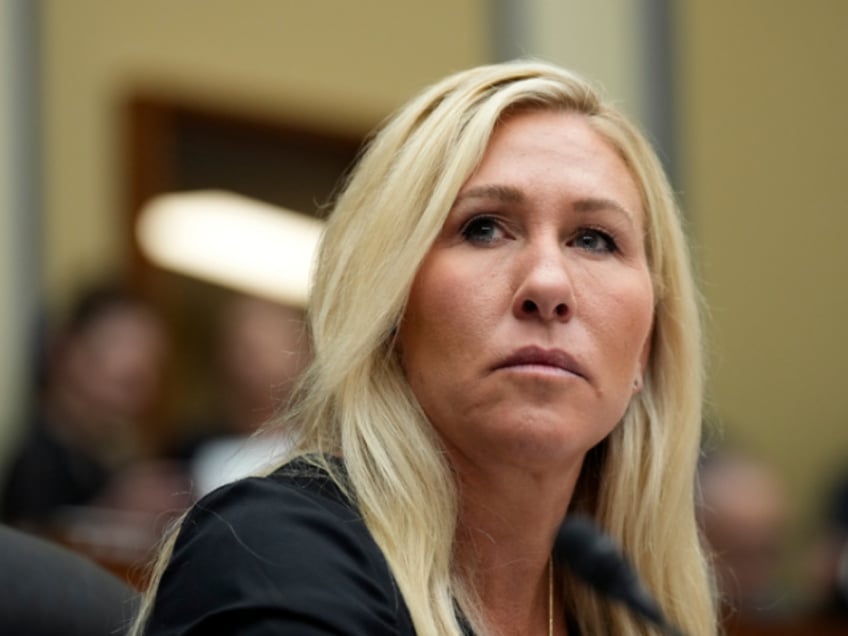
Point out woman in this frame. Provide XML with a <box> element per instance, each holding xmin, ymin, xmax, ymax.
<box><xmin>133</xmin><ymin>60</ymin><xmax>716</xmax><ymax>635</ymax></box>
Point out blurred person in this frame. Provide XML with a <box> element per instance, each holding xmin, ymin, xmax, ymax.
<box><xmin>211</xmin><ymin>295</ymin><xmax>309</xmax><ymax>436</ymax></box>
<box><xmin>187</xmin><ymin>295</ymin><xmax>310</xmax><ymax>496</ymax></box>
<box><xmin>132</xmin><ymin>60</ymin><xmax>718</xmax><ymax>635</ymax></box>
<box><xmin>0</xmin><ymin>282</ymin><xmax>190</xmax><ymax>530</ymax></box>
<box><xmin>697</xmin><ymin>449</ymin><xmax>791</xmax><ymax>624</ymax></box>
<box><xmin>808</xmin><ymin>467</ymin><xmax>848</xmax><ymax>618</ymax></box>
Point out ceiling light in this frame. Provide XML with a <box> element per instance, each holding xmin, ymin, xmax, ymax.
<box><xmin>136</xmin><ymin>190</ymin><xmax>322</xmax><ymax>307</ymax></box>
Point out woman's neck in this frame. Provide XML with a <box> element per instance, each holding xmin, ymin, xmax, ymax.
<box><xmin>453</xmin><ymin>456</ymin><xmax>582</xmax><ymax>635</ymax></box>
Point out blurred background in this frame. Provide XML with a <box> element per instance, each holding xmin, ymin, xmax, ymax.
<box><xmin>0</xmin><ymin>0</ymin><xmax>846</xmax><ymax>633</ymax></box>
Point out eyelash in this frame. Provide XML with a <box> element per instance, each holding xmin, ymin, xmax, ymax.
<box><xmin>460</xmin><ymin>215</ymin><xmax>505</xmax><ymax>244</ymax></box>
<box><xmin>460</xmin><ymin>216</ymin><xmax>619</xmax><ymax>254</ymax></box>
<box><xmin>569</xmin><ymin>227</ymin><xmax>618</xmax><ymax>254</ymax></box>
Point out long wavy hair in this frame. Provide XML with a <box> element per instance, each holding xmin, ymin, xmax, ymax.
<box><xmin>133</xmin><ymin>60</ymin><xmax>716</xmax><ymax>636</ymax></box>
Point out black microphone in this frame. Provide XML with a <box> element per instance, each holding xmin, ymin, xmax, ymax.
<box><xmin>554</xmin><ymin>514</ymin><xmax>687</xmax><ymax>636</ymax></box>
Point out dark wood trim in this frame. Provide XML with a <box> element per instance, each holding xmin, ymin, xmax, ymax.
<box><xmin>120</xmin><ymin>93</ymin><xmax>365</xmax><ymax>450</ymax></box>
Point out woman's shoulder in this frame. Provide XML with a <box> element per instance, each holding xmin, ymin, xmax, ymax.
<box><xmin>148</xmin><ymin>456</ymin><xmax>414</xmax><ymax>634</ymax></box>
<box><xmin>190</xmin><ymin>455</ymin><xmax>354</xmax><ymax>524</ymax></box>
<box><xmin>172</xmin><ymin>456</ymin><xmax>371</xmax><ymax>571</ymax></box>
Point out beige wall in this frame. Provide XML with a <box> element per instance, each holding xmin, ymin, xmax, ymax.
<box><xmin>40</xmin><ymin>0</ymin><xmax>490</xmax><ymax>308</ymax></box>
<box><xmin>678</xmin><ymin>0</ymin><xmax>848</xmax><ymax>576</ymax></box>
<box><xmin>0</xmin><ymin>0</ymin><xmax>37</xmax><ymax>468</ymax></box>
<box><xmin>0</xmin><ymin>0</ymin><xmax>22</xmax><ymax>462</ymax></box>
<box><xmin>521</xmin><ymin>0</ymin><xmax>650</xmax><ymax>126</ymax></box>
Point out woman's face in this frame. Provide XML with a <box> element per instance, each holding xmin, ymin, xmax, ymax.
<box><xmin>398</xmin><ymin>110</ymin><xmax>654</xmax><ymax>474</ymax></box>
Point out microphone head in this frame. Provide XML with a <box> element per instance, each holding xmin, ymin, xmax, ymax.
<box><xmin>554</xmin><ymin>514</ymin><xmax>640</xmax><ymax>601</ymax></box>
<box><xmin>554</xmin><ymin>514</ymin><xmax>672</xmax><ymax>631</ymax></box>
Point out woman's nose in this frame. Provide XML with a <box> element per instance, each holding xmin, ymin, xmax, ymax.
<box><xmin>512</xmin><ymin>244</ymin><xmax>574</xmax><ymax>322</ymax></box>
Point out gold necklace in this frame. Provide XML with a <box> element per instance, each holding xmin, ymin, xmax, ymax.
<box><xmin>548</xmin><ymin>556</ymin><xmax>553</xmax><ymax>636</ymax></box>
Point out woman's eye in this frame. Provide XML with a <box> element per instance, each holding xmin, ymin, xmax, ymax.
<box><xmin>461</xmin><ymin>216</ymin><xmax>504</xmax><ymax>244</ymax></box>
<box><xmin>570</xmin><ymin>228</ymin><xmax>617</xmax><ymax>253</ymax></box>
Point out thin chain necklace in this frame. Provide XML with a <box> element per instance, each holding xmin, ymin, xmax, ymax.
<box><xmin>548</xmin><ymin>556</ymin><xmax>553</xmax><ymax>636</ymax></box>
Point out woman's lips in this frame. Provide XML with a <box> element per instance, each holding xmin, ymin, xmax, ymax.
<box><xmin>493</xmin><ymin>345</ymin><xmax>586</xmax><ymax>379</ymax></box>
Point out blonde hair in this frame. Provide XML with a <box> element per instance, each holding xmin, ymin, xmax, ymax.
<box><xmin>133</xmin><ymin>60</ymin><xmax>716</xmax><ymax>635</ymax></box>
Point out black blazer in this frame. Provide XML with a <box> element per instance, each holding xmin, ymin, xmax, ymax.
<box><xmin>146</xmin><ymin>459</ymin><xmax>581</xmax><ymax>635</ymax></box>
<box><xmin>146</xmin><ymin>459</ymin><xmax>418</xmax><ymax>635</ymax></box>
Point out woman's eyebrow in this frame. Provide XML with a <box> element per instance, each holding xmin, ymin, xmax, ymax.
<box><xmin>573</xmin><ymin>197</ymin><xmax>637</xmax><ymax>228</ymax></box>
<box><xmin>452</xmin><ymin>184</ymin><xmax>524</xmax><ymax>206</ymax></box>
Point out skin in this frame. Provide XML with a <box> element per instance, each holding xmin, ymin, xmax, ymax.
<box><xmin>398</xmin><ymin>110</ymin><xmax>655</xmax><ymax>634</ymax></box>
<box><xmin>56</xmin><ymin>306</ymin><xmax>167</xmax><ymax>446</ymax></box>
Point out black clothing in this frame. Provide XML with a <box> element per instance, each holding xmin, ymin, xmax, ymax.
<box><xmin>147</xmin><ymin>459</ymin><xmax>418</xmax><ymax>635</ymax></box>
<box><xmin>1</xmin><ymin>417</ymin><xmax>110</xmax><ymax>525</ymax></box>
<box><xmin>147</xmin><ymin>459</ymin><xmax>581</xmax><ymax>635</ymax></box>
<box><xmin>828</xmin><ymin>471</ymin><xmax>848</xmax><ymax>530</ymax></box>
<box><xmin>822</xmin><ymin>470</ymin><xmax>848</xmax><ymax>616</ymax></box>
